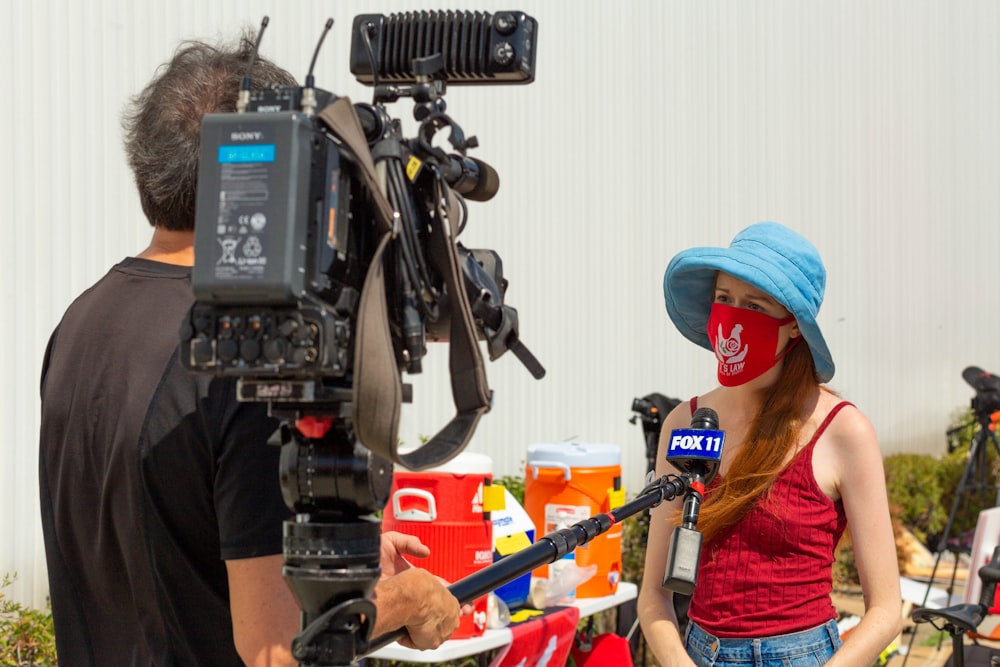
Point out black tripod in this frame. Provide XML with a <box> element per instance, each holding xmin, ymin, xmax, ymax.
<box><xmin>905</xmin><ymin>367</ymin><xmax>1000</xmax><ymax>666</ymax></box>
<box><xmin>275</xmin><ymin>414</ymin><xmax>395</xmax><ymax>667</ymax></box>
<box><xmin>910</xmin><ymin>546</ymin><xmax>1000</xmax><ymax>667</ymax></box>
<box><xmin>630</xmin><ymin>394</ymin><xmax>682</xmax><ymax>510</ymax></box>
<box><xmin>626</xmin><ymin>393</ymin><xmax>681</xmax><ymax>665</ymax></box>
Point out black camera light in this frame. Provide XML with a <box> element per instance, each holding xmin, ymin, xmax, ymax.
<box><xmin>349</xmin><ymin>10</ymin><xmax>537</xmax><ymax>86</ymax></box>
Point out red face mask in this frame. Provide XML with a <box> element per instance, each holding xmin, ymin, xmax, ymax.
<box><xmin>707</xmin><ymin>303</ymin><xmax>799</xmax><ymax>386</ymax></box>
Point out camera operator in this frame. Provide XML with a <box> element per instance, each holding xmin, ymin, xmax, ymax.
<box><xmin>38</xmin><ymin>32</ymin><xmax>461</xmax><ymax>666</ymax></box>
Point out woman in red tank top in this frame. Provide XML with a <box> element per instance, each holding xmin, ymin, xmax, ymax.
<box><xmin>637</xmin><ymin>223</ymin><xmax>901</xmax><ymax>667</ymax></box>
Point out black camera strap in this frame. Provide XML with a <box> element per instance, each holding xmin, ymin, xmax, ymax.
<box><xmin>317</xmin><ymin>98</ymin><xmax>491</xmax><ymax>470</ymax></box>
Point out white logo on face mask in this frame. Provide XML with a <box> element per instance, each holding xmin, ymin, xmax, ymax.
<box><xmin>715</xmin><ymin>323</ymin><xmax>749</xmax><ymax>368</ymax></box>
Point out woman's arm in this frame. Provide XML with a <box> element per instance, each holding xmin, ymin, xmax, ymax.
<box><xmin>637</xmin><ymin>402</ymin><xmax>699</xmax><ymax>667</ymax></box>
<box><xmin>820</xmin><ymin>406</ymin><xmax>902</xmax><ymax>667</ymax></box>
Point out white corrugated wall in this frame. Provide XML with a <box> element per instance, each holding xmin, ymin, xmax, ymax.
<box><xmin>4</xmin><ymin>0</ymin><xmax>1000</xmax><ymax>610</ymax></box>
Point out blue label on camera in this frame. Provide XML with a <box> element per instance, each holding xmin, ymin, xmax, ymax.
<box><xmin>218</xmin><ymin>144</ymin><xmax>276</xmax><ymax>163</ymax></box>
<box><xmin>666</xmin><ymin>429</ymin><xmax>725</xmax><ymax>461</ymax></box>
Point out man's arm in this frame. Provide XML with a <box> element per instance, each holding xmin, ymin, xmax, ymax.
<box><xmin>226</xmin><ymin>534</ymin><xmax>463</xmax><ymax>663</ymax></box>
<box><xmin>226</xmin><ymin>555</ymin><xmax>300</xmax><ymax>667</ymax></box>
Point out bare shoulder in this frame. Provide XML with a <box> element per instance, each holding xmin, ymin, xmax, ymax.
<box><xmin>812</xmin><ymin>395</ymin><xmax>884</xmax><ymax>499</ymax></box>
<box><xmin>666</xmin><ymin>396</ymin><xmax>695</xmax><ymax>422</ymax></box>
<box><xmin>655</xmin><ymin>398</ymin><xmax>695</xmax><ymax>457</ymax></box>
<box><xmin>819</xmin><ymin>397</ymin><xmax>880</xmax><ymax>457</ymax></box>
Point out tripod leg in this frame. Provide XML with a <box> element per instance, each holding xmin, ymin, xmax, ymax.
<box><xmin>951</xmin><ymin>629</ymin><xmax>966</xmax><ymax>667</ymax></box>
<box><xmin>920</xmin><ymin>435</ymin><xmax>982</xmax><ymax>606</ymax></box>
<box><xmin>905</xmin><ymin>435</ymin><xmax>985</xmax><ymax>667</ymax></box>
<box><xmin>989</xmin><ymin>431</ymin><xmax>1000</xmax><ymax>507</ymax></box>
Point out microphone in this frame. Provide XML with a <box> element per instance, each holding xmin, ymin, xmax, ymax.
<box><xmin>662</xmin><ymin>407</ymin><xmax>725</xmax><ymax>596</ymax></box>
<box><xmin>237</xmin><ymin>16</ymin><xmax>269</xmax><ymax>113</ymax></box>
<box><xmin>300</xmin><ymin>18</ymin><xmax>334</xmax><ymax>117</ymax></box>
<box><xmin>349</xmin><ymin>102</ymin><xmax>501</xmax><ymax>201</ymax></box>
<box><xmin>439</xmin><ymin>154</ymin><xmax>500</xmax><ymax>202</ymax></box>
<box><xmin>666</xmin><ymin>407</ymin><xmax>724</xmax><ymax>486</ymax></box>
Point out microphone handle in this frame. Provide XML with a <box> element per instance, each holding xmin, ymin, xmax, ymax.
<box><xmin>680</xmin><ymin>485</ymin><xmax>702</xmax><ymax>529</ymax></box>
<box><xmin>662</xmin><ymin>525</ymin><xmax>702</xmax><ymax>596</ymax></box>
<box><xmin>666</xmin><ymin>474</ymin><xmax>707</xmax><ymax>595</ymax></box>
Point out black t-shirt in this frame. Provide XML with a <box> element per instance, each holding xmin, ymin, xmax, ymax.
<box><xmin>39</xmin><ymin>258</ymin><xmax>293</xmax><ymax>666</ymax></box>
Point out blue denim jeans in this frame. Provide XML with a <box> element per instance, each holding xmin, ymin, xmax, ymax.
<box><xmin>685</xmin><ymin>619</ymin><xmax>842</xmax><ymax>667</ymax></box>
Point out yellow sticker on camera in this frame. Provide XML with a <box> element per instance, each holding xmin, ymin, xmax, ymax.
<box><xmin>406</xmin><ymin>155</ymin><xmax>423</xmax><ymax>181</ymax></box>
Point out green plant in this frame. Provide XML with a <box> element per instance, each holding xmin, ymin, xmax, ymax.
<box><xmin>833</xmin><ymin>505</ymin><xmax>908</xmax><ymax>588</ymax></box>
<box><xmin>883</xmin><ymin>407</ymin><xmax>1000</xmax><ymax>550</ymax></box>
<box><xmin>621</xmin><ymin>514</ymin><xmax>647</xmax><ymax>591</ymax></box>
<box><xmin>883</xmin><ymin>452</ymin><xmax>952</xmax><ymax>545</ymax></box>
<box><xmin>494</xmin><ymin>472</ymin><xmax>525</xmax><ymax>507</ymax></box>
<box><xmin>0</xmin><ymin>573</ymin><xmax>57</xmax><ymax>666</ymax></box>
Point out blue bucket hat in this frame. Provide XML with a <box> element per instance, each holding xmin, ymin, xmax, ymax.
<box><xmin>663</xmin><ymin>222</ymin><xmax>834</xmax><ymax>383</ymax></box>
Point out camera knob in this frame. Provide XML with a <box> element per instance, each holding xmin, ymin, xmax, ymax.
<box><xmin>217</xmin><ymin>338</ymin><xmax>239</xmax><ymax>364</ymax></box>
<box><xmin>193</xmin><ymin>314</ymin><xmax>211</xmax><ymax>333</ymax></box>
<box><xmin>494</xmin><ymin>12</ymin><xmax>517</xmax><ymax>35</ymax></box>
<box><xmin>240</xmin><ymin>338</ymin><xmax>261</xmax><ymax>363</ymax></box>
<box><xmin>263</xmin><ymin>338</ymin><xmax>286</xmax><ymax>362</ymax></box>
<box><xmin>279</xmin><ymin>319</ymin><xmax>299</xmax><ymax>337</ymax></box>
<box><xmin>493</xmin><ymin>42</ymin><xmax>515</xmax><ymax>67</ymax></box>
<box><xmin>191</xmin><ymin>338</ymin><xmax>214</xmax><ymax>366</ymax></box>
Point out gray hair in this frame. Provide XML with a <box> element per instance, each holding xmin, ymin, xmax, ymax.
<box><xmin>122</xmin><ymin>31</ymin><xmax>297</xmax><ymax>231</ymax></box>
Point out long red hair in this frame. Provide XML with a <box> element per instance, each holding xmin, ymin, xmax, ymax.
<box><xmin>694</xmin><ymin>341</ymin><xmax>822</xmax><ymax>542</ymax></box>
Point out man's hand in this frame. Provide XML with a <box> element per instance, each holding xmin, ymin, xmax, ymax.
<box><xmin>372</xmin><ymin>567</ymin><xmax>462</xmax><ymax>649</ymax></box>
<box><xmin>380</xmin><ymin>530</ymin><xmax>430</xmax><ymax>579</ymax></box>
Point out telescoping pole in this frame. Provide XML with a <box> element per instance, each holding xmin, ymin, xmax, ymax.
<box><xmin>363</xmin><ymin>473</ymin><xmax>689</xmax><ymax>655</ymax></box>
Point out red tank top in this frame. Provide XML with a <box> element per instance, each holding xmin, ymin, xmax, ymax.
<box><xmin>685</xmin><ymin>399</ymin><xmax>850</xmax><ymax>637</ymax></box>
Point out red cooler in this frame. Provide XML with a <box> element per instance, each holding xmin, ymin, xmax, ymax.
<box><xmin>382</xmin><ymin>452</ymin><xmax>499</xmax><ymax>638</ymax></box>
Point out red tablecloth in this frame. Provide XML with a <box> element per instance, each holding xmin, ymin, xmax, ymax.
<box><xmin>491</xmin><ymin>605</ymin><xmax>580</xmax><ymax>667</ymax></box>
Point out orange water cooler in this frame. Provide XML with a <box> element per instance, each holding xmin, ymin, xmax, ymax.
<box><xmin>382</xmin><ymin>452</ymin><xmax>500</xmax><ymax>638</ymax></box>
<box><xmin>524</xmin><ymin>442</ymin><xmax>624</xmax><ymax>599</ymax></box>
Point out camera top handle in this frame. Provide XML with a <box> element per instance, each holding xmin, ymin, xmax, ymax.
<box><xmin>317</xmin><ymin>98</ymin><xmax>493</xmax><ymax>472</ymax></box>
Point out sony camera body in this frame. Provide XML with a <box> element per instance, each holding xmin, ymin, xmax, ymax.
<box><xmin>184</xmin><ymin>100</ymin><xmax>361</xmax><ymax>404</ymax></box>
<box><xmin>179</xmin><ymin>10</ymin><xmax>541</xmax><ymax>460</ymax></box>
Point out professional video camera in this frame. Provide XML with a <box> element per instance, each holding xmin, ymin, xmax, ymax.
<box><xmin>630</xmin><ymin>393</ymin><xmax>681</xmax><ymax>475</ymax></box>
<box><xmin>963</xmin><ymin>366</ymin><xmax>1000</xmax><ymax>420</ymax></box>
<box><xmin>178</xmin><ymin>11</ymin><xmax>542</xmax><ymax>666</ymax></box>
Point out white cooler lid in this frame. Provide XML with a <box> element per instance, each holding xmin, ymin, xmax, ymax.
<box><xmin>526</xmin><ymin>442</ymin><xmax>620</xmax><ymax>467</ymax></box>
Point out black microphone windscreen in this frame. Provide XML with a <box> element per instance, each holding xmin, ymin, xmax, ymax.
<box><xmin>690</xmin><ymin>407</ymin><xmax>719</xmax><ymax>431</ymax></box>
<box><xmin>466</xmin><ymin>158</ymin><xmax>500</xmax><ymax>202</ymax></box>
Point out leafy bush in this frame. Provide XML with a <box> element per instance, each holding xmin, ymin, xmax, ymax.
<box><xmin>494</xmin><ymin>473</ymin><xmax>525</xmax><ymax>507</ymax></box>
<box><xmin>621</xmin><ymin>514</ymin><xmax>647</xmax><ymax>590</ymax></box>
<box><xmin>883</xmin><ymin>452</ymin><xmax>954</xmax><ymax>546</ymax></box>
<box><xmin>883</xmin><ymin>407</ymin><xmax>999</xmax><ymax>551</ymax></box>
<box><xmin>0</xmin><ymin>573</ymin><xmax>57</xmax><ymax>666</ymax></box>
